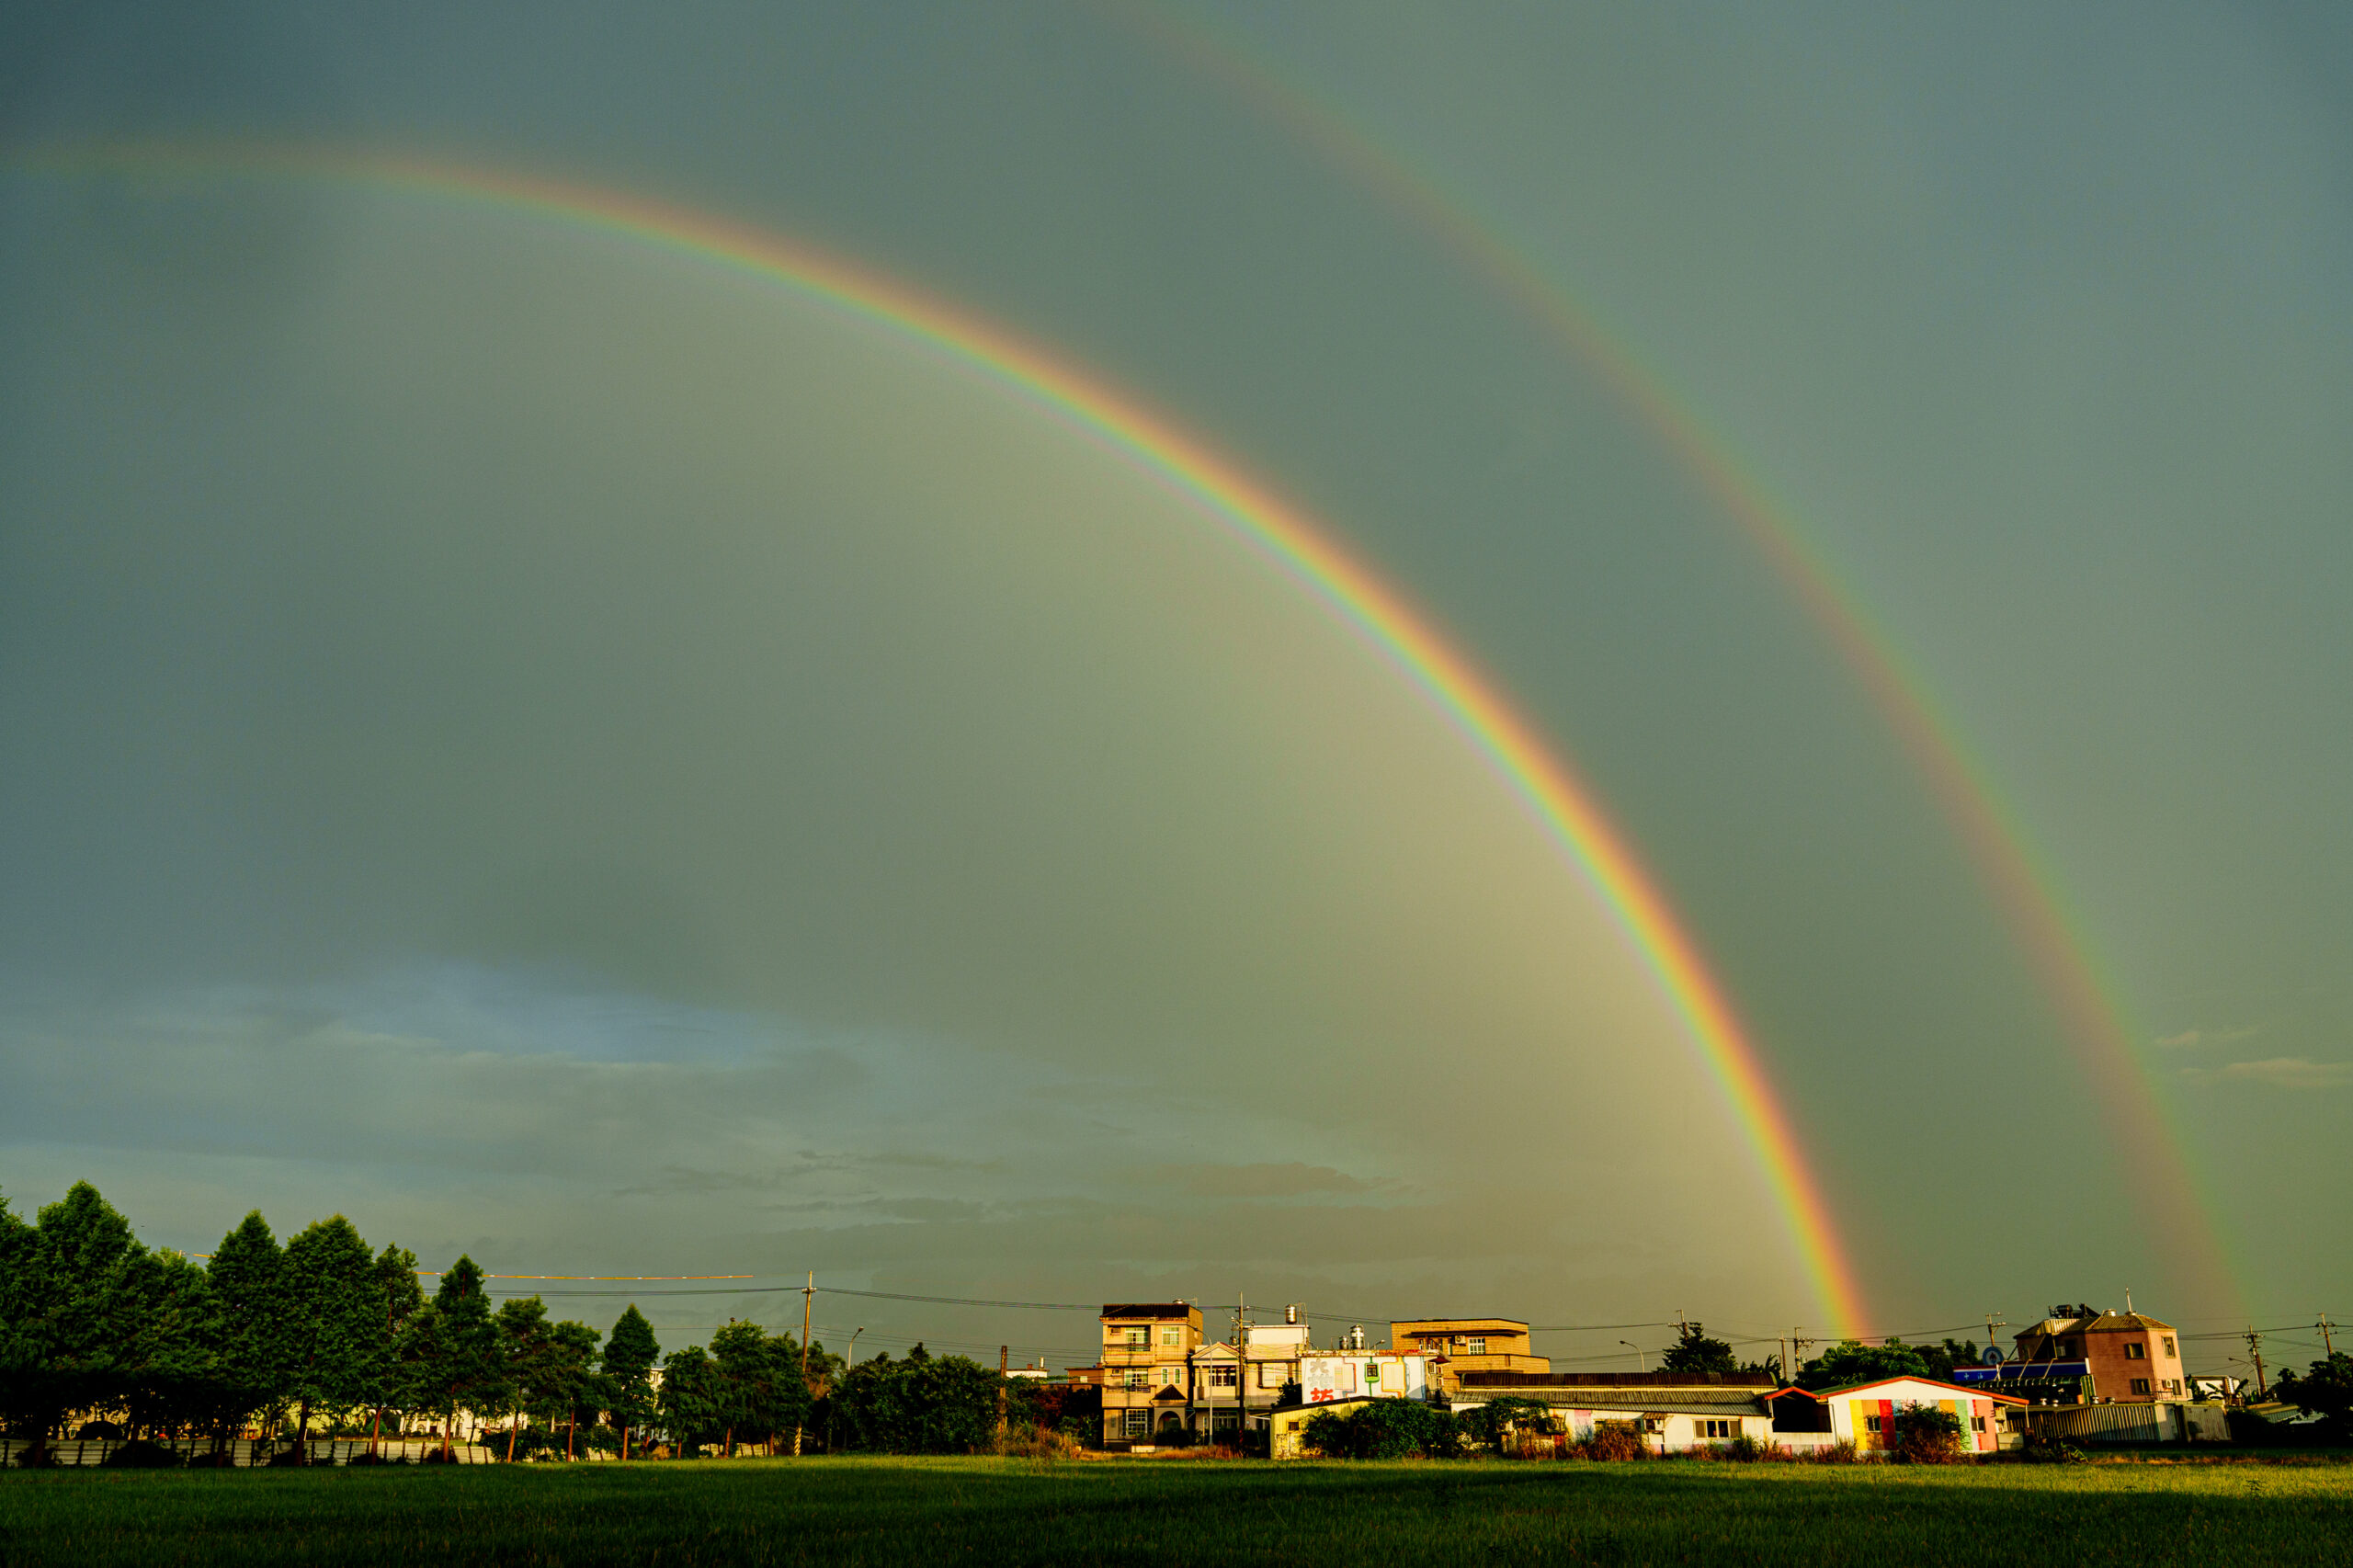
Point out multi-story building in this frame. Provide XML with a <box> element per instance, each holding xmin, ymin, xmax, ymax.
<box><xmin>1188</xmin><ymin>1307</ymin><xmax>1313</xmax><ymax>1441</ymax></box>
<box><xmin>1098</xmin><ymin>1302</ymin><xmax>1202</xmax><ymax>1444</ymax></box>
<box><xmin>1391</xmin><ymin>1318</ymin><xmax>1548</xmax><ymax>1393</ymax></box>
<box><xmin>2012</xmin><ymin>1305</ymin><xmax>2187</xmax><ymax>1403</ymax></box>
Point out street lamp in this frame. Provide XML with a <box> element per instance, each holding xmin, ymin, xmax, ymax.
<box><xmin>1621</xmin><ymin>1340</ymin><xmax>1645</xmax><ymax>1372</ymax></box>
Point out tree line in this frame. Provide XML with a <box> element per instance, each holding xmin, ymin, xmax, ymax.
<box><xmin>0</xmin><ymin>1182</ymin><xmax>1076</xmax><ymax>1465</ymax></box>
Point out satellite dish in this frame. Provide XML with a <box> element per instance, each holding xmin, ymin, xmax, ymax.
<box><xmin>1981</xmin><ymin>1346</ymin><xmax>2005</xmax><ymax>1367</ymax></box>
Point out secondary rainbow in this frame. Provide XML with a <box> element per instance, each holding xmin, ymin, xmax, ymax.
<box><xmin>1110</xmin><ymin>5</ymin><xmax>2244</xmax><ymax>1314</ymax></box>
<box><xmin>8</xmin><ymin>139</ymin><xmax>1868</xmax><ymax>1335</ymax></box>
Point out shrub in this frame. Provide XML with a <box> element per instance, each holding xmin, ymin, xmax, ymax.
<box><xmin>2022</xmin><ymin>1431</ymin><xmax>2087</xmax><ymax>1464</ymax></box>
<box><xmin>1578</xmin><ymin>1422</ymin><xmax>1650</xmax><ymax>1462</ymax></box>
<box><xmin>99</xmin><ymin>1439</ymin><xmax>184</xmax><ymax>1468</ymax></box>
<box><xmin>1720</xmin><ymin>1435</ymin><xmax>1771</xmax><ymax>1463</ymax></box>
<box><xmin>1890</xmin><ymin>1403</ymin><xmax>1967</xmax><ymax>1464</ymax></box>
<box><xmin>1806</xmin><ymin>1439</ymin><xmax>1860</xmax><ymax>1465</ymax></box>
<box><xmin>993</xmin><ymin>1423</ymin><xmax>1081</xmax><ymax>1461</ymax></box>
<box><xmin>1461</xmin><ymin>1398</ymin><xmax>1561</xmax><ymax>1455</ymax></box>
<box><xmin>1300</xmin><ymin>1400</ymin><xmax>1459</xmax><ymax>1460</ymax></box>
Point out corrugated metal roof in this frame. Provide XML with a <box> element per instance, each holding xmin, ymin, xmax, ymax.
<box><xmin>1101</xmin><ymin>1303</ymin><xmax>1197</xmax><ymax>1321</ymax></box>
<box><xmin>1460</xmin><ymin>1370</ymin><xmax>1775</xmax><ymax>1389</ymax></box>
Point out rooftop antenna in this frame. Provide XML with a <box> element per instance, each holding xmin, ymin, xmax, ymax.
<box><xmin>2124</xmin><ymin>1287</ymin><xmax>2133</xmax><ymax>1315</ymax></box>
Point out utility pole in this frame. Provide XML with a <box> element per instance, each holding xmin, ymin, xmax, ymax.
<box><xmin>996</xmin><ymin>1346</ymin><xmax>1009</xmax><ymax>1440</ymax></box>
<box><xmin>1984</xmin><ymin>1312</ymin><xmax>2008</xmax><ymax>1364</ymax></box>
<box><xmin>794</xmin><ymin>1271</ymin><xmax>813</xmax><ymax>1457</ymax></box>
<box><xmin>2245</xmin><ymin>1326</ymin><xmax>2268</xmax><ymax>1401</ymax></box>
<box><xmin>1231</xmin><ymin>1292</ymin><xmax>1249</xmax><ymax>1449</ymax></box>
<box><xmin>2319</xmin><ymin>1314</ymin><xmax>2336</xmax><ymax>1358</ymax></box>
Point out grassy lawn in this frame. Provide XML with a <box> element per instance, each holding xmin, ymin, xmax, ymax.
<box><xmin>4</xmin><ymin>1456</ymin><xmax>2350</xmax><ymax>1566</ymax></box>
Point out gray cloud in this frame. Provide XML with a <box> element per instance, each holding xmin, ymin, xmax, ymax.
<box><xmin>2181</xmin><ymin>1058</ymin><xmax>2353</xmax><ymax>1091</ymax></box>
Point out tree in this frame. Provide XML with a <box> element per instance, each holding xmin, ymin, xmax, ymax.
<box><xmin>369</xmin><ymin>1244</ymin><xmax>424</xmax><ymax>1449</ymax></box>
<box><xmin>1800</xmin><ymin>1339</ymin><xmax>1932</xmax><ymax>1391</ymax></box>
<box><xmin>1660</xmin><ymin>1324</ymin><xmax>1740</xmax><ymax>1377</ymax></box>
<box><xmin>278</xmin><ymin>1216</ymin><xmax>389</xmax><ymax>1460</ymax></box>
<box><xmin>2275</xmin><ymin>1354</ymin><xmax>2353</xmax><ymax>1443</ymax></box>
<box><xmin>408</xmin><ymin>1256</ymin><xmax>503</xmax><ymax>1458</ymax></box>
<box><xmin>546</xmin><ymin>1320</ymin><xmax>604</xmax><ymax>1460</ymax></box>
<box><xmin>658</xmin><ymin>1346</ymin><xmax>722</xmax><ymax>1455</ymax></box>
<box><xmin>112</xmin><ymin>1248</ymin><xmax>219</xmax><ymax>1442</ymax></box>
<box><xmin>602</xmin><ymin>1305</ymin><xmax>661</xmax><ymax>1459</ymax></box>
<box><xmin>3</xmin><ymin>1183</ymin><xmax>146</xmax><ymax>1464</ymax></box>
<box><xmin>492</xmin><ymin>1296</ymin><xmax>564</xmax><ymax>1461</ymax></box>
<box><xmin>828</xmin><ymin>1348</ymin><xmax>1009</xmax><ymax>1455</ymax></box>
<box><xmin>204</xmin><ymin>1212</ymin><xmax>286</xmax><ymax>1456</ymax></box>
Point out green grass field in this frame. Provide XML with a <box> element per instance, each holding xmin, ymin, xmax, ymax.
<box><xmin>5</xmin><ymin>1457</ymin><xmax>2350</xmax><ymax>1566</ymax></box>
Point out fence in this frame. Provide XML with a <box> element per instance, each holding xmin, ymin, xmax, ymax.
<box><xmin>0</xmin><ymin>1437</ymin><xmax>499</xmax><ymax>1467</ymax></box>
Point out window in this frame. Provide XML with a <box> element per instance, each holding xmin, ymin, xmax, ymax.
<box><xmin>1207</xmin><ymin>1365</ymin><xmax>1238</xmax><ymax>1389</ymax></box>
<box><xmin>2125</xmin><ymin>1343</ymin><xmax>2145</xmax><ymax>1360</ymax></box>
<box><xmin>1464</xmin><ymin>1336</ymin><xmax>1488</xmax><ymax>1356</ymax></box>
<box><xmin>1864</xmin><ymin>1415</ymin><xmax>1883</xmax><ymax>1434</ymax></box>
<box><xmin>1699</xmin><ymin>1419</ymin><xmax>1739</xmax><ymax>1439</ymax></box>
<box><xmin>2163</xmin><ymin>1337</ymin><xmax>2177</xmax><ymax>1358</ymax></box>
<box><xmin>1971</xmin><ymin>1416</ymin><xmax>1985</xmax><ymax>1433</ymax></box>
<box><xmin>1115</xmin><ymin>1327</ymin><xmax>1147</xmax><ymax>1349</ymax></box>
<box><xmin>2165</xmin><ymin>1379</ymin><xmax>2181</xmax><ymax>1394</ymax></box>
<box><xmin>1259</xmin><ymin>1364</ymin><xmax>1287</xmax><ymax>1389</ymax></box>
<box><xmin>1123</xmin><ymin>1409</ymin><xmax>1150</xmax><ymax>1438</ymax></box>
<box><xmin>1637</xmin><ymin>1417</ymin><xmax>1664</xmax><ymax>1435</ymax></box>
<box><xmin>2131</xmin><ymin>1379</ymin><xmax>2151</xmax><ymax>1395</ymax></box>
<box><xmin>1125</xmin><ymin>1368</ymin><xmax>1152</xmax><ymax>1389</ymax></box>
<box><xmin>1161</xmin><ymin>1327</ymin><xmax>1182</xmax><ymax>1347</ymax></box>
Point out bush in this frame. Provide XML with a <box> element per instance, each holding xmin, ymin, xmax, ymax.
<box><xmin>99</xmin><ymin>1439</ymin><xmax>184</xmax><ymax>1468</ymax></box>
<box><xmin>1575</xmin><ymin>1422</ymin><xmax>1650</xmax><ymax>1462</ymax></box>
<box><xmin>1890</xmin><ymin>1403</ymin><xmax>1967</xmax><ymax>1464</ymax></box>
<box><xmin>2022</xmin><ymin>1431</ymin><xmax>2087</xmax><ymax>1464</ymax></box>
<box><xmin>1719</xmin><ymin>1435</ymin><xmax>1771</xmax><ymax>1462</ymax></box>
<box><xmin>1300</xmin><ymin>1400</ymin><xmax>1459</xmax><ymax>1460</ymax></box>
<box><xmin>345</xmin><ymin>1450</ymin><xmax>409</xmax><ymax>1465</ymax></box>
<box><xmin>993</xmin><ymin>1423</ymin><xmax>1082</xmax><ymax>1461</ymax></box>
<box><xmin>1806</xmin><ymin>1439</ymin><xmax>1861</xmax><ymax>1465</ymax></box>
<box><xmin>1461</xmin><ymin>1398</ymin><xmax>1561</xmax><ymax>1455</ymax></box>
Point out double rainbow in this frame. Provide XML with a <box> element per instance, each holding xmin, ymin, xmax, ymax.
<box><xmin>6</xmin><ymin>142</ymin><xmax>1869</xmax><ymax>1335</ymax></box>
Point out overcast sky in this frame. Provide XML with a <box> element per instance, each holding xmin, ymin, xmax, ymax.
<box><xmin>3</xmin><ymin>1</ymin><xmax>2347</xmax><ymax>1379</ymax></box>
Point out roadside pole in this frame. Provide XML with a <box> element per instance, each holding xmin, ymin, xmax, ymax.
<box><xmin>796</xmin><ymin>1272</ymin><xmax>813</xmax><ymax>1456</ymax></box>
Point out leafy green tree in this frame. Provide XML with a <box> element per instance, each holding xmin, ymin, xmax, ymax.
<box><xmin>491</xmin><ymin>1296</ymin><xmax>568</xmax><ymax>1460</ymax></box>
<box><xmin>1799</xmin><ymin>1338</ymin><xmax>1932</xmax><ymax>1391</ymax></box>
<box><xmin>602</xmin><ymin>1305</ymin><xmax>660</xmax><ymax>1459</ymax></box>
<box><xmin>827</xmin><ymin>1347</ymin><xmax>1015</xmax><ymax>1455</ymax></box>
<box><xmin>408</xmin><ymin>1256</ymin><xmax>503</xmax><ymax>1458</ymax></box>
<box><xmin>3</xmin><ymin>1183</ymin><xmax>145</xmax><ymax>1464</ymax></box>
<box><xmin>709</xmin><ymin>1321</ymin><xmax>774</xmax><ymax>1456</ymax></box>
<box><xmin>205</xmin><ymin>1211</ymin><xmax>288</xmax><ymax>1452</ymax></box>
<box><xmin>2275</xmin><ymin>1354</ymin><xmax>2353</xmax><ymax>1442</ymax></box>
<box><xmin>0</xmin><ymin>1187</ymin><xmax>51</xmax><ymax>1459</ymax></box>
<box><xmin>369</xmin><ymin>1244</ymin><xmax>424</xmax><ymax>1446</ymax></box>
<box><xmin>546</xmin><ymin>1319</ymin><xmax>604</xmax><ymax>1460</ymax></box>
<box><xmin>279</xmin><ymin>1217</ymin><xmax>389</xmax><ymax>1460</ymax></box>
<box><xmin>658</xmin><ymin>1346</ymin><xmax>722</xmax><ymax>1455</ymax></box>
<box><xmin>112</xmin><ymin>1248</ymin><xmax>220</xmax><ymax>1442</ymax></box>
<box><xmin>1659</xmin><ymin>1324</ymin><xmax>1740</xmax><ymax>1376</ymax></box>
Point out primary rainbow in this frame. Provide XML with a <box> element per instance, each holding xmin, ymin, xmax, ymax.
<box><xmin>7</xmin><ymin>140</ymin><xmax>1869</xmax><ymax>1335</ymax></box>
<box><xmin>1110</xmin><ymin>5</ymin><xmax>2244</xmax><ymax>1314</ymax></box>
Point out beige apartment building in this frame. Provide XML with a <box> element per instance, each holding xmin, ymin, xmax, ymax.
<box><xmin>1098</xmin><ymin>1302</ymin><xmax>1202</xmax><ymax>1443</ymax></box>
<box><xmin>1391</xmin><ymin>1318</ymin><xmax>1548</xmax><ymax>1392</ymax></box>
